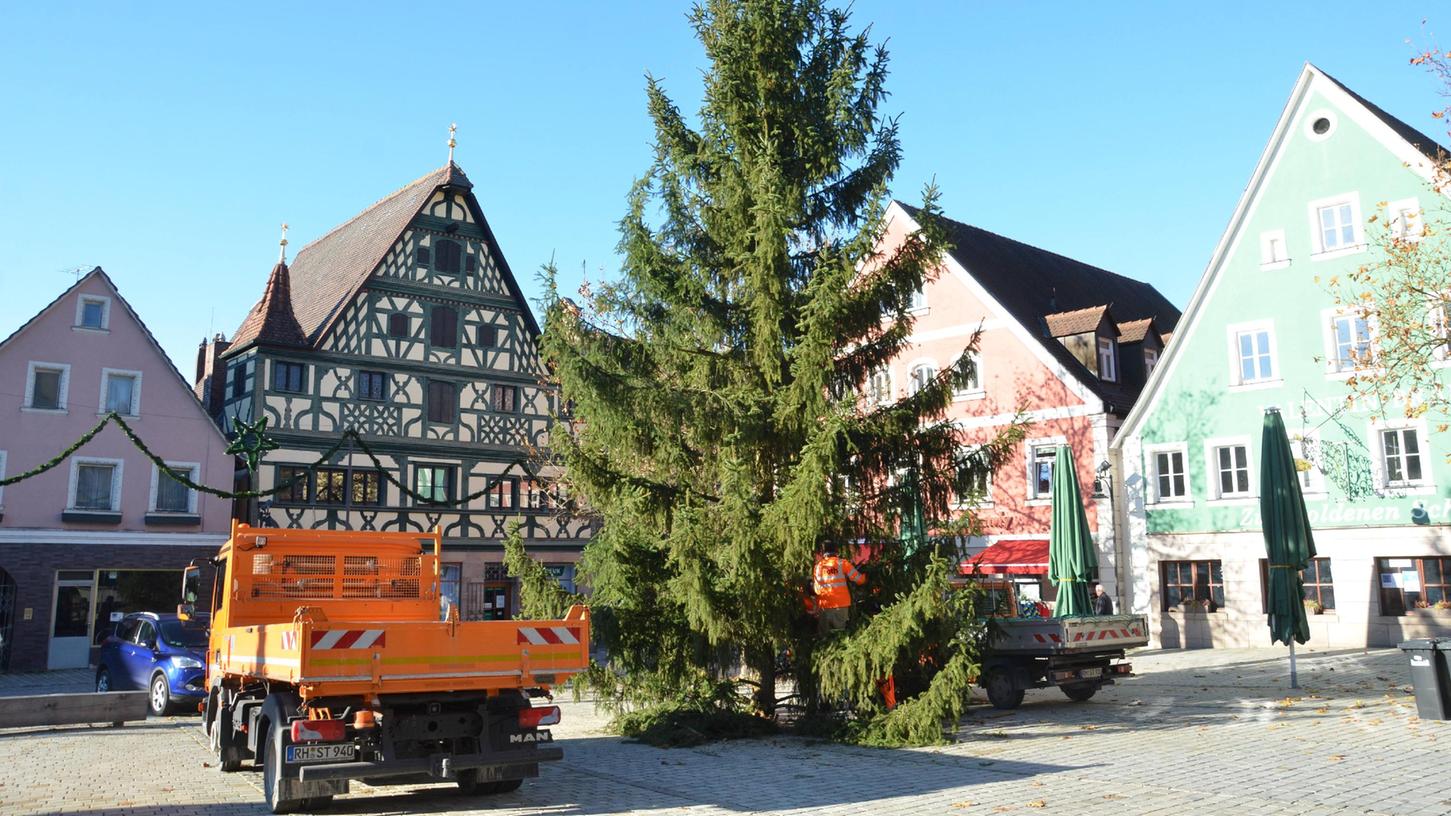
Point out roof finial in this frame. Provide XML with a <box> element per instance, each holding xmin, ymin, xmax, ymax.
<box><xmin>278</xmin><ymin>222</ymin><xmax>289</xmax><ymax>264</ymax></box>
<box><xmin>448</xmin><ymin>123</ymin><xmax>457</xmax><ymax>164</ymax></box>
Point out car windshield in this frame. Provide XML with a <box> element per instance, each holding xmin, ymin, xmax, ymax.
<box><xmin>159</xmin><ymin>620</ymin><xmax>209</xmax><ymax>649</ymax></box>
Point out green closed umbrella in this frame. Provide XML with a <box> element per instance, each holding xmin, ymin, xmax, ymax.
<box><xmin>1049</xmin><ymin>445</ymin><xmax>1097</xmax><ymax>617</ymax></box>
<box><xmin>1260</xmin><ymin>407</ymin><xmax>1316</xmax><ymax>687</ymax></box>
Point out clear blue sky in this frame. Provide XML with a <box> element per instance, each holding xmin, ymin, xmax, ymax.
<box><xmin>1</xmin><ymin>2</ymin><xmax>1445</xmax><ymax>374</ymax></box>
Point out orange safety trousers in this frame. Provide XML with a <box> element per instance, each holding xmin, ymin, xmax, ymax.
<box><xmin>812</xmin><ymin>556</ymin><xmax>865</xmax><ymax>609</ymax></box>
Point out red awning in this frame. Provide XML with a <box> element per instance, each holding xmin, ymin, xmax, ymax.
<box><xmin>960</xmin><ymin>539</ymin><xmax>1049</xmax><ymax>576</ymax></box>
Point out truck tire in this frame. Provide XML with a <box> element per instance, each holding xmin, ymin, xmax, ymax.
<box><xmin>208</xmin><ymin>697</ymin><xmax>243</xmax><ymax>772</ymax></box>
<box><xmin>1061</xmin><ymin>683</ymin><xmax>1097</xmax><ymax>703</ymax></box>
<box><xmin>262</xmin><ymin>727</ymin><xmax>305</xmax><ymax>814</ymax></box>
<box><xmin>984</xmin><ymin>671</ymin><xmax>1024</xmax><ymax>710</ymax></box>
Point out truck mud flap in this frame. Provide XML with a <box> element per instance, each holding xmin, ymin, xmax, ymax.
<box><xmin>298</xmin><ymin>747</ymin><xmax>563</xmax><ymax>783</ymax></box>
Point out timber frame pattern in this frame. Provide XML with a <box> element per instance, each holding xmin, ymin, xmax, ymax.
<box><xmin>209</xmin><ymin>163</ymin><xmax>592</xmax><ymax>552</ymax></box>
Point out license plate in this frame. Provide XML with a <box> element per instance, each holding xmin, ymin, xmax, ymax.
<box><xmin>286</xmin><ymin>743</ymin><xmax>355</xmax><ymax>763</ymax></box>
<box><xmin>1079</xmin><ymin>667</ymin><xmax>1103</xmax><ymax>679</ymax></box>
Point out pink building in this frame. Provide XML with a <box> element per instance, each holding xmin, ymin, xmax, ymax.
<box><xmin>0</xmin><ymin>269</ymin><xmax>233</xmax><ymax>671</ymax></box>
<box><xmin>875</xmin><ymin>202</ymin><xmax>1179</xmax><ymax>610</ymax></box>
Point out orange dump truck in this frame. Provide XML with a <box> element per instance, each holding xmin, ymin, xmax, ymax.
<box><xmin>183</xmin><ymin>522</ymin><xmax>589</xmax><ymax>813</ymax></box>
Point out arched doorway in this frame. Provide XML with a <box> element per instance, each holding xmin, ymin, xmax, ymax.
<box><xmin>0</xmin><ymin>568</ymin><xmax>16</xmax><ymax>672</ymax></box>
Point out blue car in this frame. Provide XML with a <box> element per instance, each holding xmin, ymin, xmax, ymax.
<box><xmin>95</xmin><ymin>612</ymin><xmax>209</xmax><ymax>716</ymax></box>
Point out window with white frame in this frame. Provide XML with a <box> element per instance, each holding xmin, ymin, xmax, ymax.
<box><xmin>908</xmin><ymin>362</ymin><xmax>936</xmax><ymax>395</ymax></box>
<box><xmin>75</xmin><ymin>296</ymin><xmax>110</xmax><ymax>330</ymax></box>
<box><xmin>1431</xmin><ymin>298</ymin><xmax>1451</xmax><ymax>361</ymax></box>
<box><xmin>1259</xmin><ymin>229</ymin><xmax>1289</xmax><ymax>267</ymax></box>
<box><xmin>70</xmin><ymin>458</ymin><xmax>122</xmax><ymax>512</ymax></box>
<box><xmin>867</xmin><ymin>368</ymin><xmax>892</xmax><ymax>405</ymax></box>
<box><xmin>1230</xmin><ymin>324</ymin><xmax>1276</xmax><ymax>385</ymax></box>
<box><xmin>1148</xmin><ymin>446</ymin><xmax>1189</xmax><ymax>503</ymax></box>
<box><xmin>1211</xmin><ymin>443</ymin><xmax>1252</xmax><ymax>498</ymax></box>
<box><xmin>908</xmin><ymin>287</ymin><xmax>927</xmax><ymax>312</ymax></box>
<box><xmin>1389</xmin><ymin>198</ymin><xmax>1424</xmax><ymax>240</ymax></box>
<box><xmin>151</xmin><ymin>462</ymin><xmax>197</xmax><ymax>514</ymax></box>
<box><xmin>25</xmin><ymin>362</ymin><xmax>69</xmax><ymax>411</ymax></box>
<box><xmin>1029</xmin><ymin>444</ymin><xmax>1057</xmax><ymax>499</ymax></box>
<box><xmin>954</xmin><ymin>352</ymin><xmax>982</xmax><ymax>396</ymax></box>
<box><xmin>1380</xmin><ymin>427</ymin><xmax>1426</xmax><ymax>488</ymax></box>
<box><xmin>1312</xmin><ymin>196</ymin><xmax>1361</xmax><ymax>254</ymax></box>
<box><xmin>955</xmin><ymin>451</ymin><xmax>992</xmax><ymax>505</ymax></box>
<box><xmin>1144</xmin><ymin>347</ymin><xmax>1159</xmax><ymax>376</ymax></box>
<box><xmin>1097</xmin><ymin>337</ymin><xmax>1117</xmax><ymax>382</ymax></box>
<box><xmin>1327</xmin><ymin>313</ymin><xmax>1373</xmax><ymax>372</ymax></box>
<box><xmin>101</xmin><ymin>369</ymin><xmax>141</xmax><ymax>416</ymax></box>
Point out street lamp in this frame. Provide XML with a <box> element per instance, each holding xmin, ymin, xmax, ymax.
<box><xmin>1091</xmin><ymin>459</ymin><xmax>1112</xmax><ymax>500</ymax></box>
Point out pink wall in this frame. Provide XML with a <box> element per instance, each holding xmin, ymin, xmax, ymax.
<box><xmin>876</xmin><ymin>210</ymin><xmax>1103</xmax><ymax>537</ymax></box>
<box><xmin>0</xmin><ymin>272</ymin><xmax>233</xmax><ymax>533</ymax></box>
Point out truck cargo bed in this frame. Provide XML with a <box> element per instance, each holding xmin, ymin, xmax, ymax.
<box><xmin>989</xmin><ymin>614</ymin><xmax>1149</xmax><ymax>654</ymax></box>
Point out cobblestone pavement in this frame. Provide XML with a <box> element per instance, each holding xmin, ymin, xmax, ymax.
<box><xmin>0</xmin><ymin>647</ymin><xmax>1447</xmax><ymax>816</ymax></box>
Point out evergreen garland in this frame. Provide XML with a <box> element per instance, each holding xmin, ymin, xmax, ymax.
<box><xmin>0</xmin><ymin>411</ymin><xmax>562</xmax><ymax>510</ymax></box>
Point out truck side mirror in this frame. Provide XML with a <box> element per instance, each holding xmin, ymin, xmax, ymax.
<box><xmin>178</xmin><ymin>565</ymin><xmax>200</xmax><ymax>620</ymax></box>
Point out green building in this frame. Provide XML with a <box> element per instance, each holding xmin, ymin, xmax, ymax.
<box><xmin>1113</xmin><ymin>64</ymin><xmax>1451</xmax><ymax>648</ymax></box>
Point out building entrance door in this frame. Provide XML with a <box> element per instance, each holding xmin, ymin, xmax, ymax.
<box><xmin>48</xmin><ymin>571</ymin><xmax>95</xmax><ymax>669</ymax></box>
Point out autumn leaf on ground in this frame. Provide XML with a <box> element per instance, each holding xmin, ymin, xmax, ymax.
<box><xmin>1078</xmin><ymin>725</ymin><xmax>1097</xmax><ymax>731</ymax></box>
<box><xmin>1350</xmin><ymin>700</ymin><xmax>1366</xmax><ymax>709</ymax></box>
<box><xmin>950</xmin><ymin>802</ymin><xmax>975</xmax><ymax>810</ymax></box>
<box><xmin>992</xmin><ymin>807</ymin><xmax>1014</xmax><ymax>813</ymax></box>
<box><xmin>1103</xmin><ymin>794</ymin><xmax>1125</xmax><ymax>800</ymax></box>
<box><xmin>1329</xmin><ymin>754</ymin><xmax>1346</xmax><ymax>762</ymax></box>
<box><xmin>1027</xmin><ymin>800</ymin><xmax>1047</xmax><ymax>808</ymax></box>
<box><xmin>1315</xmin><ymin>706</ymin><xmax>1330</xmax><ymax>714</ymax></box>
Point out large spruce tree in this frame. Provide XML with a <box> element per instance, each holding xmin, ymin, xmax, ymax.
<box><xmin>527</xmin><ymin>0</ymin><xmax>1023</xmax><ymax>744</ymax></box>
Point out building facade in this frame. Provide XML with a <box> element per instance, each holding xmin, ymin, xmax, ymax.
<box><xmin>1113</xmin><ymin>65</ymin><xmax>1451</xmax><ymax>648</ymax></box>
<box><xmin>0</xmin><ymin>269</ymin><xmax>234</xmax><ymax>671</ymax></box>
<box><xmin>875</xmin><ymin>202</ymin><xmax>1179</xmax><ymax>609</ymax></box>
<box><xmin>199</xmin><ymin>162</ymin><xmax>591</xmax><ymax>619</ymax></box>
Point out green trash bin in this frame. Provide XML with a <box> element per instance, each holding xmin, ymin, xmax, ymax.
<box><xmin>1398</xmin><ymin>639</ymin><xmax>1450</xmax><ymax>720</ymax></box>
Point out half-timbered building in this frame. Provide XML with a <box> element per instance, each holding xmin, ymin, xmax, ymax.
<box><xmin>198</xmin><ymin>161</ymin><xmax>590</xmax><ymax>619</ymax></box>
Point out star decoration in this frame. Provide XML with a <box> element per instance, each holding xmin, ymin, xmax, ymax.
<box><xmin>226</xmin><ymin>415</ymin><xmax>280</xmax><ymax>474</ymax></box>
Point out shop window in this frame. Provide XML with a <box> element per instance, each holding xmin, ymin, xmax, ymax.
<box><xmin>1259</xmin><ymin>557</ymin><xmax>1335</xmax><ymax>612</ymax></box>
<box><xmin>1377</xmin><ymin>557</ymin><xmax>1451</xmax><ymax>615</ymax></box>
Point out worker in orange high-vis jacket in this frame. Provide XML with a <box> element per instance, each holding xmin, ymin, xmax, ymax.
<box><xmin>812</xmin><ymin>542</ymin><xmax>866</xmax><ymax>633</ymax></box>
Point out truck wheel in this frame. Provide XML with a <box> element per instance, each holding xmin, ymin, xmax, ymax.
<box><xmin>984</xmin><ymin>671</ymin><xmax>1024</xmax><ymax>710</ymax></box>
<box><xmin>1061</xmin><ymin>683</ymin><xmax>1097</xmax><ymax>703</ymax></box>
<box><xmin>149</xmin><ymin>672</ymin><xmax>173</xmax><ymax>716</ymax></box>
<box><xmin>209</xmin><ymin>700</ymin><xmax>243</xmax><ymax>772</ymax></box>
<box><xmin>262</xmin><ymin>728</ymin><xmax>304</xmax><ymax>814</ymax></box>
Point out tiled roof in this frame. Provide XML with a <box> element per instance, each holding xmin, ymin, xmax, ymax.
<box><xmin>228</xmin><ymin>261</ymin><xmax>307</xmax><ymax>352</ymax></box>
<box><xmin>1116</xmin><ymin>317</ymin><xmax>1158</xmax><ymax>344</ymax></box>
<box><xmin>896</xmin><ymin>203</ymin><xmax>1182</xmax><ymax>412</ymax></box>
<box><xmin>230</xmin><ymin>163</ymin><xmax>471</xmax><ymax>351</ymax></box>
<box><xmin>1044</xmin><ymin>305</ymin><xmax>1112</xmax><ymax>338</ymax></box>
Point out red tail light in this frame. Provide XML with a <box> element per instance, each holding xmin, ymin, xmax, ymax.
<box><xmin>292</xmin><ymin>719</ymin><xmax>346</xmax><ymax>742</ymax></box>
<box><xmin>517</xmin><ymin>705</ymin><xmax>561</xmax><ymax>728</ymax></box>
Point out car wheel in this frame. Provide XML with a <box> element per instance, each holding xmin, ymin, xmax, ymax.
<box><xmin>149</xmin><ymin>673</ymin><xmax>172</xmax><ymax>716</ymax></box>
<box><xmin>96</xmin><ymin>667</ymin><xmax>112</xmax><ymax>693</ymax></box>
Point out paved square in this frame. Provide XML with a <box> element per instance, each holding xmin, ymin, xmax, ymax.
<box><xmin>0</xmin><ymin>647</ymin><xmax>1446</xmax><ymax>815</ymax></box>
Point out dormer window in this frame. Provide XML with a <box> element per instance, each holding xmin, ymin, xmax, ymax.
<box><xmin>1144</xmin><ymin>347</ymin><xmax>1159</xmax><ymax>376</ymax></box>
<box><xmin>1096</xmin><ymin>337</ymin><xmax>1117</xmax><ymax>382</ymax></box>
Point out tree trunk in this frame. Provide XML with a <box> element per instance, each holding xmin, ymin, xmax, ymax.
<box><xmin>747</xmin><ymin>644</ymin><xmax>776</xmax><ymax>719</ymax></box>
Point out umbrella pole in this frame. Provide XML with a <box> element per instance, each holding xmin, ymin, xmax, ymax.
<box><xmin>1289</xmin><ymin>640</ymin><xmax>1299</xmax><ymax>689</ymax></box>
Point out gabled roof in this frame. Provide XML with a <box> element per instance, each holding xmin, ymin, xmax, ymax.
<box><xmin>896</xmin><ymin>202</ymin><xmax>1181</xmax><ymax>411</ymax></box>
<box><xmin>1320</xmin><ymin>69</ymin><xmax>1448</xmax><ymax>166</ymax></box>
<box><xmin>228</xmin><ymin>161</ymin><xmax>511</xmax><ymax>356</ymax></box>
<box><xmin>0</xmin><ymin>267</ymin><xmax>227</xmax><ymax>442</ymax></box>
<box><xmin>1044</xmin><ymin>305</ymin><xmax>1114</xmax><ymax>338</ymax></box>
<box><xmin>1115</xmin><ymin>64</ymin><xmax>1451</xmax><ymax>444</ymax></box>
<box><xmin>228</xmin><ymin>261</ymin><xmax>307</xmax><ymax>352</ymax></box>
<box><xmin>1116</xmin><ymin>317</ymin><xmax>1159</xmax><ymax>345</ymax></box>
